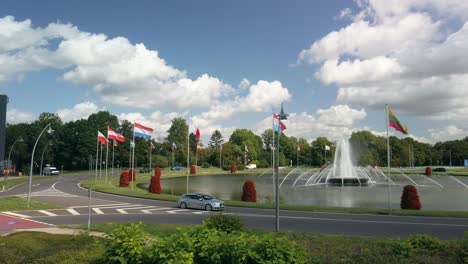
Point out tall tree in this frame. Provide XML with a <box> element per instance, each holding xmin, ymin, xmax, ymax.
<box><xmin>166</xmin><ymin>117</ymin><xmax>188</xmax><ymax>165</ymax></box>
<box><xmin>208</xmin><ymin>130</ymin><xmax>224</xmax><ymax>149</ymax></box>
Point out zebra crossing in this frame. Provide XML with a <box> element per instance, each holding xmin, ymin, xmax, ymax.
<box><xmin>1</xmin><ymin>202</ymin><xmax>216</xmax><ymax>219</ymax></box>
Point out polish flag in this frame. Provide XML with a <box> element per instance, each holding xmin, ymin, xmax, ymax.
<box><xmin>108</xmin><ymin>127</ymin><xmax>125</xmax><ymax>142</ymax></box>
<box><xmin>98</xmin><ymin>131</ymin><xmax>108</xmax><ymax>147</ymax></box>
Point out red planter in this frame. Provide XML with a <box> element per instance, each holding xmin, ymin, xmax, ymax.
<box><xmin>148</xmin><ymin>175</ymin><xmax>161</xmax><ymax>194</ymax></box>
<box><xmin>154</xmin><ymin>167</ymin><xmax>162</xmax><ymax>178</ymax></box>
<box><xmin>190</xmin><ymin>165</ymin><xmax>197</xmax><ymax>174</ymax></box>
<box><xmin>241</xmin><ymin>180</ymin><xmax>256</xmax><ymax>202</ymax></box>
<box><xmin>129</xmin><ymin>169</ymin><xmax>136</xmax><ymax>181</ymax></box>
<box><xmin>425</xmin><ymin>166</ymin><xmax>432</xmax><ymax>176</ymax></box>
<box><xmin>400</xmin><ymin>185</ymin><xmax>421</xmax><ymax>210</ymax></box>
<box><xmin>119</xmin><ymin>171</ymin><xmax>129</xmax><ymax>187</ymax></box>
<box><xmin>231</xmin><ymin>165</ymin><xmax>237</xmax><ymax>173</ymax></box>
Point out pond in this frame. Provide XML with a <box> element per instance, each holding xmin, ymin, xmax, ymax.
<box><xmin>153</xmin><ymin>171</ymin><xmax>468</xmax><ymax>211</ymax></box>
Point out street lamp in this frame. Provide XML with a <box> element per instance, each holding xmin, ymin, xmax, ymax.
<box><xmin>5</xmin><ymin>136</ymin><xmax>24</xmax><ymax>186</ymax></box>
<box><xmin>39</xmin><ymin>141</ymin><xmax>53</xmax><ymax>176</ymax></box>
<box><xmin>28</xmin><ymin>123</ymin><xmax>53</xmax><ymax>207</ymax></box>
<box><xmin>275</xmin><ymin>103</ymin><xmax>288</xmax><ymax>231</ymax></box>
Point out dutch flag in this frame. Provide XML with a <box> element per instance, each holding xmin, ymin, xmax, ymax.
<box><xmin>134</xmin><ymin>122</ymin><xmax>154</xmax><ymax>140</ymax></box>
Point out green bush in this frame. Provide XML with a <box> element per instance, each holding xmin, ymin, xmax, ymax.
<box><xmin>202</xmin><ymin>162</ymin><xmax>211</xmax><ymax>168</ymax></box>
<box><xmin>151</xmin><ymin>230</ymin><xmax>194</xmax><ymax>264</ymax></box>
<box><xmin>203</xmin><ymin>214</ymin><xmax>243</xmax><ymax>233</ymax></box>
<box><xmin>248</xmin><ymin>233</ymin><xmax>306</xmax><ymax>264</ymax></box>
<box><xmin>392</xmin><ymin>239</ymin><xmax>413</xmax><ymax>258</ymax></box>
<box><xmin>459</xmin><ymin>231</ymin><xmax>468</xmax><ymax>263</ymax></box>
<box><xmin>105</xmin><ymin>222</ymin><xmax>151</xmax><ymax>264</ymax></box>
<box><xmin>222</xmin><ymin>165</ymin><xmax>231</xmax><ymax>171</ymax></box>
<box><xmin>256</xmin><ymin>159</ymin><xmax>270</xmax><ymax>168</ymax></box>
<box><xmin>154</xmin><ymin>155</ymin><xmax>169</xmax><ymax>168</ymax></box>
<box><xmin>408</xmin><ymin>234</ymin><xmax>445</xmax><ymax>252</ymax></box>
<box><xmin>237</xmin><ymin>165</ymin><xmax>245</xmax><ymax>171</ymax></box>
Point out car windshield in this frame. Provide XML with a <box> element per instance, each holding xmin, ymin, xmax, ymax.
<box><xmin>201</xmin><ymin>195</ymin><xmax>213</xmax><ymax>200</ymax></box>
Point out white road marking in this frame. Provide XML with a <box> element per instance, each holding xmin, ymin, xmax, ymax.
<box><xmin>92</xmin><ymin>208</ymin><xmax>104</xmax><ymax>215</ymax></box>
<box><xmin>167</xmin><ymin>209</ymin><xmax>190</xmax><ymax>214</ymax></box>
<box><xmin>2</xmin><ymin>211</ymin><xmax>31</xmax><ymax>218</ymax></box>
<box><xmin>450</xmin><ymin>176</ymin><xmax>468</xmax><ymax>188</ymax></box>
<box><xmin>38</xmin><ymin>210</ymin><xmax>57</xmax><ymax>216</ymax></box>
<box><xmin>141</xmin><ymin>207</ymin><xmax>172</xmax><ymax>214</ymax></box>
<box><xmin>193</xmin><ymin>211</ymin><xmax>210</xmax><ymax>215</ymax></box>
<box><xmin>67</xmin><ymin>209</ymin><xmax>80</xmax><ymax>215</ymax></box>
<box><xmin>69</xmin><ymin>203</ymin><xmax>131</xmax><ymax>209</ymax></box>
<box><xmin>116</xmin><ymin>209</ymin><xmax>128</xmax><ymax>214</ymax></box>
<box><xmin>116</xmin><ymin>206</ymin><xmax>162</xmax><ymax>214</ymax></box>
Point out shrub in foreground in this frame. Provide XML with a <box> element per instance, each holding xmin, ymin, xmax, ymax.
<box><xmin>400</xmin><ymin>185</ymin><xmax>421</xmax><ymax>210</ymax></box>
<box><xmin>241</xmin><ymin>180</ymin><xmax>257</xmax><ymax>202</ymax></box>
<box><xmin>148</xmin><ymin>175</ymin><xmax>161</xmax><ymax>194</ymax></box>
<box><xmin>105</xmin><ymin>222</ymin><xmax>151</xmax><ymax>264</ymax></box>
<box><xmin>203</xmin><ymin>214</ymin><xmax>243</xmax><ymax>233</ymax></box>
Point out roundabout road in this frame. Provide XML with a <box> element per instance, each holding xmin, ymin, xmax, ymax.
<box><xmin>1</xmin><ymin>173</ymin><xmax>467</xmax><ymax>239</ymax></box>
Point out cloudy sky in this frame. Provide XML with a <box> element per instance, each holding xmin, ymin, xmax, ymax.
<box><xmin>1</xmin><ymin>0</ymin><xmax>467</xmax><ymax>144</ymax></box>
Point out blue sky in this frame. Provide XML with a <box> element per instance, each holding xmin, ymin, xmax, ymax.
<box><xmin>1</xmin><ymin>0</ymin><xmax>468</xmax><ymax>144</ymax></box>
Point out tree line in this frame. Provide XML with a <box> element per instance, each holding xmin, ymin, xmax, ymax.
<box><xmin>5</xmin><ymin>111</ymin><xmax>467</xmax><ymax>173</ymax></box>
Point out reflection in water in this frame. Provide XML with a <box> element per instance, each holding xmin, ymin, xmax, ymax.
<box><xmin>159</xmin><ymin>173</ymin><xmax>468</xmax><ymax>211</ymax></box>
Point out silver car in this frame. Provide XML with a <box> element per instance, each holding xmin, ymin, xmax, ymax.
<box><xmin>177</xmin><ymin>193</ymin><xmax>224</xmax><ymax>211</ymax></box>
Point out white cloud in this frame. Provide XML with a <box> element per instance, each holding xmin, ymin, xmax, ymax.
<box><xmin>7</xmin><ymin>109</ymin><xmax>36</xmax><ymax>124</ymax></box>
<box><xmin>429</xmin><ymin>125</ymin><xmax>467</xmax><ymax>142</ymax></box>
<box><xmin>253</xmin><ymin>105</ymin><xmax>367</xmax><ymax>141</ymax></box>
<box><xmin>238</xmin><ymin>78</ymin><xmax>250</xmax><ymax>90</ymax></box>
<box><xmin>57</xmin><ymin>102</ymin><xmax>102</xmax><ymax>122</ymax></box>
<box><xmin>298</xmin><ymin>0</ymin><xmax>468</xmax><ymax>132</ymax></box>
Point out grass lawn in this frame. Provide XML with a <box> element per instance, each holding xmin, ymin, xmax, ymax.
<box><xmin>0</xmin><ymin>196</ymin><xmax>62</xmax><ymax>211</ymax></box>
<box><xmin>1</xmin><ymin>222</ymin><xmax>465</xmax><ymax>263</ymax></box>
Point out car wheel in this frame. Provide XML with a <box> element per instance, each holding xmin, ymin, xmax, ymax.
<box><xmin>205</xmin><ymin>204</ymin><xmax>212</xmax><ymax>211</ymax></box>
<box><xmin>180</xmin><ymin>202</ymin><xmax>187</xmax><ymax>209</ymax></box>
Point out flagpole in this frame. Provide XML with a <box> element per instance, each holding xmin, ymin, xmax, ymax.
<box><xmin>186</xmin><ymin>113</ymin><xmax>190</xmax><ymax>193</ymax></box>
<box><xmin>95</xmin><ymin>131</ymin><xmax>99</xmax><ymax>184</ymax></box>
<box><xmin>272</xmin><ymin>113</ymin><xmax>275</xmax><ymax>200</ymax></box>
<box><xmin>244</xmin><ymin>145</ymin><xmax>246</xmax><ymax>167</ymax></box>
<box><xmin>149</xmin><ymin>141</ymin><xmax>152</xmax><ymax>173</ymax></box>
<box><xmin>105</xmin><ymin>126</ymin><xmax>109</xmax><ymax>184</ymax></box>
<box><xmin>132</xmin><ymin>123</ymin><xmax>135</xmax><ymax>190</ymax></box>
<box><xmin>296</xmin><ymin>147</ymin><xmax>298</xmax><ymax>167</ymax></box>
<box><xmin>99</xmin><ymin>142</ymin><xmax>102</xmax><ymax>180</ymax></box>
<box><xmin>112</xmin><ymin>139</ymin><xmax>115</xmax><ymax>177</ymax></box>
<box><xmin>386</xmin><ymin>104</ymin><xmax>391</xmax><ymax>211</ymax></box>
<box><xmin>276</xmin><ymin>119</ymin><xmax>281</xmax><ymax>232</ymax></box>
<box><xmin>219</xmin><ymin>145</ymin><xmax>222</xmax><ymax>170</ymax></box>
<box><xmin>172</xmin><ymin>144</ymin><xmax>175</xmax><ymax>169</ymax></box>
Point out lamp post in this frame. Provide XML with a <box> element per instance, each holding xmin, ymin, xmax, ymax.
<box><xmin>39</xmin><ymin>141</ymin><xmax>53</xmax><ymax>176</ymax></box>
<box><xmin>28</xmin><ymin>123</ymin><xmax>53</xmax><ymax>207</ymax></box>
<box><xmin>5</xmin><ymin>136</ymin><xmax>24</xmax><ymax>186</ymax></box>
<box><xmin>275</xmin><ymin>103</ymin><xmax>288</xmax><ymax>231</ymax></box>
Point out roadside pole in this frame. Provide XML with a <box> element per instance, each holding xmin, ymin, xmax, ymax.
<box><xmin>87</xmin><ymin>189</ymin><xmax>91</xmax><ymax>231</ymax></box>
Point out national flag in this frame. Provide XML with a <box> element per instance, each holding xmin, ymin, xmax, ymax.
<box><xmin>150</xmin><ymin>141</ymin><xmax>156</xmax><ymax>151</ymax></box>
<box><xmin>273</xmin><ymin>113</ymin><xmax>287</xmax><ymax>132</ymax></box>
<box><xmin>172</xmin><ymin>142</ymin><xmax>177</xmax><ymax>151</ymax></box>
<box><xmin>197</xmin><ymin>144</ymin><xmax>202</xmax><ymax>151</ymax></box>
<box><xmin>108</xmin><ymin>127</ymin><xmax>125</xmax><ymax>142</ymax></box>
<box><xmin>114</xmin><ymin>140</ymin><xmax>118</xmax><ymax>147</ymax></box>
<box><xmin>388</xmin><ymin>107</ymin><xmax>408</xmax><ymax>135</ymax></box>
<box><xmin>98</xmin><ymin>131</ymin><xmax>108</xmax><ymax>147</ymax></box>
<box><xmin>195</xmin><ymin>128</ymin><xmax>201</xmax><ymax>140</ymax></box>
<box><xmin>296</xmin><ymin>145</ymin><xmax>301</xmax><ymax>151</ymax></box>
<box><xmin>244</xmin><ymin>144</ymin><xmax>249</xmax><ymax>153</ymax></box>
<box><xmin>325</xmin><ymin>145</ymin><xmax>330</xmax><ymax>151</ymax></box>
<box><xmin>134</xmin><ymin>122</ymin><xmax>154</xmax><ymax>139</ymax></box>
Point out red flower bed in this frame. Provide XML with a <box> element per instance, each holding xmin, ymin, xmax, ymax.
<box><xmin>129</xmin><ymin>169</ymin><xmax>136</xmax><ymax>181</ymax></box>
<box><xmin>425</xmin><ymin>166</ymin><xmax>432</xmax><ymax>176</ymax></box>
<box><xmin>119</xmin><ymin>171</ymin><xmax>129</xmax><ymax>187</ymax></box>
<box><xmin>231</xmin><ymin>165</ymin><xmax>237</xmax><ymax>173</ymax></box>
<box><xmin>400</xmin><ymin>185</ymin><xmax>421</xmax><ymax>210</ymax></box>
<box><xmin>190</xmin><ymin>165</ymin><xmax>197</xmax><ymax>174</ymax></box>
<box><xmin>148</xmin><ymin>175</ymin><xmax>161</xmax><ymax>194</ymax></box>
<box><xmin>241</xmin><ymin>180</ymin><xmax>256</xmax><ymax>202</ymax></box>
<box><xmin>154</xmin><ymin>167</ymin><xmax>162</xmax><ymax>178</ymax></box>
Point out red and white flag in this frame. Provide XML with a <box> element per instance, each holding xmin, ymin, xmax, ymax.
<box><xmin>150</xmin><ymin>141</ymin><xmax>156</xmax><ymax>151</ymax></box>
<box><xmin>108</xmin><ymin>127</ymin><xmax>125</xmax><ymax>142</ymax></box>
<box><xmin>296</xmin><ymin>145</ymin><xmax>301</xmax><ymax>151</ymax></box>
<box><xmin>98</xmin><ymin>131</ymin><xmax>108</xmax><ymax>147</ymax></box>
<box><xmin>195</xmin><ymin>128</ymin><xmax>201</xmax><ymax>140</ymax></box>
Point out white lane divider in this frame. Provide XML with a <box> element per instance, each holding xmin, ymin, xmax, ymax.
<box><xmin>92</xmin><ymin>208</ymin><xmax>104</xmax><ymax>215</ymax></box>
<box><xmin>2</xmin><ymin>211</ymin><xmax>31</xmax><ymax>218</ymax></box>
<box><xmin>167</xmin><ymin>209</ymin><xmax>190</xmax><ymax>214</ymax></box>
<box><xmin>115</xmin><ymin>206</ymin><xmax>160</xmax><ymax>214</ymax></box>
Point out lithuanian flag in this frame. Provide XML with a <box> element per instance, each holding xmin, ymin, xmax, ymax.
<box><xmin>388</xmin><ymin>107</ymin><xmax>408</xmax><ymax>135</ymax></box>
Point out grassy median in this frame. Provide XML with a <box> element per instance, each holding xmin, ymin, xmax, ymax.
<box><xmin>0</xmin><ymin>197</ymin><xmax>62</xmax><ymax>211</ymax></box>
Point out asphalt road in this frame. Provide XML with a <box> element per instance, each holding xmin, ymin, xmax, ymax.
<box><xmin>1</xmin><ymin>173</ymin><xmax>467</xmax><ymax>239</ymax></box>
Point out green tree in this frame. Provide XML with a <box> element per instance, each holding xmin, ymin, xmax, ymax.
<box><xmin>208</xmin><ymin>130</ymin><xmax>224</xmax><ymax>149</ymax></box>
<box><xmin>166</xmin><ymin>117</ymin><xmax>188</xmax><ymax>165</ymax></box>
